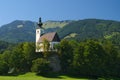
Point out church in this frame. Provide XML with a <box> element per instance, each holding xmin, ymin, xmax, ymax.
<box><xmin>36</xmin><ymin>18</ymin><xmax>60</xmax><ymax>52</ymax></box>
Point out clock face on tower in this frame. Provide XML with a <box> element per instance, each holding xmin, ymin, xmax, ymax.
<box><xmin>37</xmin><ymin>31</ymin><xmax>39</xmax><ymax>34</ymax></box>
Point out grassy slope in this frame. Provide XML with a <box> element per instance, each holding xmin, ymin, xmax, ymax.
<box><xmin>0</xmin><ymin>73</ymin><xmax>88</xmax><ymax>80</ymax></box>
<box><xmin>43</xmin><ymin>21</ymin><xmax>69</xmax><ymax>29</ymax></box>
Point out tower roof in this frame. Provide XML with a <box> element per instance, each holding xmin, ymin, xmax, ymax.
<box><xmin>37</xmin><ymin>17</ymin><xmax>43</xmax><ymax>29</ymax></box>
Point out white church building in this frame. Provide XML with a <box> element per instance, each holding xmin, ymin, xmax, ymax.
<box><xmin>36</xmin><ymin>18</ymin><xmax>60</xmax><ymax>52</ymax></box>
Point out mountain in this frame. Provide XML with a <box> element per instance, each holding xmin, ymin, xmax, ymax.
<box><xmin>0</xmin><ymin>19</ymin><xmax>120</xmax><ymax>44</ymax></box>
<box><xmin>0</xmin><ymin>20</ymin><xmax>36</xmax><ymax>43</ymax></box>
<box><xmin>57</xmin><ymin>19</ymin><xmax>120</xmax><ymax>45</ymax></box>
<box><xmin>0</xmin><ymin>20</ymin><xmax>71</xmax><ymax>43</ymax></box>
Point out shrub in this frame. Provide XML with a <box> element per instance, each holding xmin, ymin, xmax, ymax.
<box><xmin>0</xmin><ymin>61</ymin><xmax>9</xmax><ymax>75</ymax></box>
<box><xmin>31</xmin><ymin>58</ymin><xmax>51</xmax><ymax>74</ymax></box>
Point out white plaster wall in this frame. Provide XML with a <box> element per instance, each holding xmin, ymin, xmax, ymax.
<box><xmin>36</xmin><ymin>29</ymin><xmax>41</xmax><ymax>43</ymax></box>
<box><xmin>36</xmin><ymin>42</ymin><xmax>59</xmax><ymax>52</ymax></box>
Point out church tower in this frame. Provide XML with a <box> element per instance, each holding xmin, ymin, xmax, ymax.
<box><xmin>36</xmin><ymin>17</ymin><xmax>43</xmax><ymax>43</ymax></box>
<box><xmin>36</xmin><ymin>18</ymin><xmax>44</xmax><ymax>52</ymax></box>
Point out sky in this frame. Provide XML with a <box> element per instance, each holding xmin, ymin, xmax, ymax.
<box><xmin>0</xmin><ymin>0</ymin><xmax>120</xmax><ymax>26</ymax></box>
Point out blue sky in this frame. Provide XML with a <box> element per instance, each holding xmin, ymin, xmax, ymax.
<box><xmin>0</xmin><ymin>0</ymin><xmax>120</xmax><ymax>26</ymax></box>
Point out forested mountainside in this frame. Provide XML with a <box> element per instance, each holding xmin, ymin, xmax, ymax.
<box><xmin>0</xmin><ymin>19</ymin><xmax>120</xmax><ymax>45</ymax></box>
<box><xmin>58</xmin><ymin>19</ymin><xmax>120</xmax><ymax>45</ymax></box>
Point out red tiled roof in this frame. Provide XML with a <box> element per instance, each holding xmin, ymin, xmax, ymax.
<box><xmin>38</xmin><ymin>32</ymin><xmax>60</xmax><ymax>42</ymax></box>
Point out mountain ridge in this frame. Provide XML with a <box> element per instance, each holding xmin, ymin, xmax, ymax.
<box><xmin>57</xmin><ymin>19</ymin><xmax>120</xmax><ymax>45</ymax></box>
<box><xmin>0</xmin><ymin>20</ymin><xmax>71</xmax><ymax>43</ymax></box>
<box><xmin>0</xmin><ymin>19</ymin><xmax>120</xmax><ymax>44</ymax></box>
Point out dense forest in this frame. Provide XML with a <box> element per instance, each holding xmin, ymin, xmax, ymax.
<box><xmin>0</xmin><ymin>39</ymin><xmax>120</xmax><ymax>78</ymax></box>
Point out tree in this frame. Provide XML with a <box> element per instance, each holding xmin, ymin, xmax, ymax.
<box><xmin>0</xmin><ymin>54</ymin><xmax>9</xmax><ymax>75</ymax></box>
<box><xmin>31</xmin><ymin>58</ymin><xmax>51</xmax><ymax>74</ymax></box>
<box><xmin>103</xmin><ymin>41</ymin><xmax>120</xmax><ymax>76</ymax></box>
<box><xmin>84</xmin><ymin>40</ymin><xmax>106</xmax><ymax>76</ymax></box>
<box><xmin>23</xmin><ymin>42</ymin><xmax>36</xmax><ymax>60</ymax></box>
<box><xmin>72</xmin><ymin>40</ymin><xmax>107</xmax><ymax>77</ymax></box>
<box><xmin>72</xmin><ymin>42</ymin><xmax>85</xmax><ymax>74</ymax></box>
<box><xmin>0</xmin><ymin>61</ymin><xmax>9</xmax><ymax>75</ymax></box>
<box><xmin>9</xmin><ymin>44</ymin><xmax>25</xmax><ymax>73</ymax></box>
<box><xmin>2</xmin><ymin>50</ymin><xmax>11</xmax><ymax>64</ymax></box>
<box><xmin>57</xmin><ymin>39</ymin><xmax>73</xmax><ymax>73</ymax></box>
<box><xmin>22</xmin><ymin>42</ymin><xmax>36</xmax><ymax>71</ymax></box>
<box><xmin>0</xmin><ymin>41</ymin><xmax>10</xmax><ymax>54</ymax></box>
<box><xmin>42</xmin><ymin>39</ymin><xmax>50</xmax><ymax>57</ymax></box>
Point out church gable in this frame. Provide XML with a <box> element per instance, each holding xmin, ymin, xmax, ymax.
<box><xmin>52</xmin><ymin>33</ymin><xmax>60</xmax><ymax>42</ymax></box>
<box><xmin>38</xmin><ymin>32</ymin><xmax>60</xmax><ymax>43</ymax></box>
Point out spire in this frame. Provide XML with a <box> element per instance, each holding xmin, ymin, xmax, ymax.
<box><xmin>37</xmin><ymin>17</ymin><xmax>43</xmax><ymax>28</ymax></box>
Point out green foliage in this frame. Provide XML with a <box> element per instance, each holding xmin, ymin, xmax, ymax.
<box><xmin>1</xmin><ymin>50</ymin><xmax>11</xmax><ymax>64</ymax></box>
<box><xmin>22</xmin><ymin>42</ymin><xmax>36</xmax><ymax>69</ymax></box>
<box><xmin>102</xmin><ymin>41</ymin><xmax>120</xmax><ymax>76</ymax></box>
<box><xmin>9</xmin><ymin>46</ymin><xmax>25</xmax><ymax>73</ymax></box>
<box><xmin>73</xmin><ymin>40</ymin><xmax>106</xmax><ymax>76</ymax></box>
<box><xmin>23</xmin><ymin>42</ymin><xmax>35</xmax><ymax>60</ymax></box>
<box><xmin>42</xmin><ymin>39</ymin><xmax>50</xmax><ymax>57</ymax></box>
<box><xmin>31</xmin><ymin>58</ymin><xmax>51</xmax><ymax>74</ymax></box>
<box><xmin>71</xmin><ymin>39</ymin><xmax>120</xmax><ymax>77</ymax></box>
<box><xmin>0</xmin><ymin>61</ymin><xmax>9</xmax><ymax>75</ymax></box>
<box><xmin>107</xmin><ymin>33</ymin><xmax>120</xmax><ymax>45</ymax></box>
<box><xmin>0</xmin><ymin>38</ymin><xmax>120</xmax><ymax>78</ymax></box>
<box><xmin>0</xmin><ymin>41</ymin><xmax>12</xmax><ymax>53</ymax></box>
<box><xmin>57</xmin><ymin>39</ymin><xmax>73</xmax><ymax>72</ymax></box>
<box><xmin>2</xmin><ymin>42</ymin><xmax>37</xmax><ymax>73</ymax></box>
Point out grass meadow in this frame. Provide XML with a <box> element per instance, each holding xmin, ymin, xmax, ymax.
<box><xmin>0</xmin><ymin>72</ymin><xmax>89</xmax><ymax>80</ymax></box>
<box><xmin>0</xmin><ymin>72</ymin><xmax>119</xmax><ymax>80</ymax></box>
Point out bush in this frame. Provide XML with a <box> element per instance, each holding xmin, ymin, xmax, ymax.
<box><xmin>31</xmin><ymin>58</ymin><xmax>51</xmax><ymax>74</ymax></box>
<box><xmin>0</xmin><ymin>61</ymin><xmax>9</xmax><ymax>75</ymax></box>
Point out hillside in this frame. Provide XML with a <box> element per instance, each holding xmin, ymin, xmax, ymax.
<box><xmin>0</xmin><ymin>20</ymin><xmax>36</xmax><ymax>43</ymax></box>
<box><xmin>0</xmin><ymin>20</ymin><xmax>70</xmax><ymax>43</ymax></box>
<box><xmin>42</xmin><ymin>20</ymin><xmax>71</xmax><ymax>33</ymax></box>
<box><xmin>0</xmin><ymin>19</ymin><xmax>120</xmax><ymax>44</ymax></box>
<box><xmin>0</xmin><ymin>40</ymin><xmax>13</xmax><ymax>53</ymax></box>
<box><xmin>42</xmin><ymin>20</ymin><xmax>71</xmax><ymax>29</ymax></box>
<box><xmin>57</xmin><ymin>19</ymin><xmax>120</xmax><ymax>44</ymax></box>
